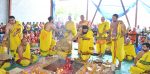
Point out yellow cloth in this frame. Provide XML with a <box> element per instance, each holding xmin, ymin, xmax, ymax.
<box><xmin>40</xmin><ymin>50</ymin><xmax>57</xmax><ymax>57</ymax></box>
<box><xmin>124</xmin><ymin>42</ymin><xmax>136</xmax><ymax>60</ymax></box>
<box><xmin>80</xmin><ymin>54</ymin><xmax>91</xmax><ymax>61</ymax></box>
<box><xmin>79</xmin><ymin>30</ymin><xmax>94</xmax><ymax>52</ymax></box>
<box><xmin>40</xmin><ymin>50</ymin><xmax>49</xmax><ymax>57</ymax></box>
<box><xmin>9</xmin><ymin>21</ymin><xmax>23</xmax><ymax>57</ymax></box>
<box><xmin>40</xmin><ymin>29</ymin><xmax>56</xmax><ymax>56</ymax></box>
<box><xmin>130</xmin><ymin>51</ymin><xmax>150</xmax><ymax>74</ymax></box>
<box><xmin>96</xmin><ymin>43</ymin><xmax>106</xmax><ymax>54</ymax></box>
<box><xmin>15</xmin><ymin>43</ymin><xmax>31</xmax><ymax>66</ymax></box>
<box><xmin>1</xmin><ymin>62</ymin><xmax>11</xmax><ymax>69</ymax></box>
<box><xmin>20</xmin><ymin>59</ymin><xmax>30</xmax><ymax>66</ymax></box>
<box><xmin>50</xmin><ymin>38</ymin><xmax>56</xmax><ymax>48</ymax></box>
<box><xmin>65</xmin><ymin>21</ymin><xmax>77</xmax><ymax>37</ymax></box>
<box><xmin>97</xmin><ymin>21</ymin><xmax>110</xmax><ymax>37</ymax></box>
<box><xmin>0</xmin><ymin>69</ymin><xmax>6</xmax><ymax>74</ymax></box>
<box><xmin>96</xmin><ymin>21</ymin><xmax>110</xmax><ymax>54</ymax></box>
<box><xmin>78</xmin><ymin>30</ymin><xmax>94</xmax><ymax>61</ymax></box>
<box><xmin>49</xmin><ymin>39</ymin><xmax>57</xmax><ymax>56</ymax></box>
<box><xmin>40</xmin><ymin>29</ymin><xmax>52</xmax><ymax>51</ymax></box>
<box><xmin>111</xmin><ymin>23</ymin><xmax>125</xmax><ymax>64</ymax></box>
<box><xmin>40</xmin><ymin>39</ymin><xmax>56</xmax><ymax>56</ymax></box>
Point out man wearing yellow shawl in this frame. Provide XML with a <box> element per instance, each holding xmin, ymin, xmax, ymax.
<box><xmin>109</xmin><ymin>14</ymin><xmax>126</xmax><ymax>69</ymax></box>
<box><xmin>130</xmin><ymin>43</ymin><xmax>150</xmax><ymax>74</ymax></box>
<box><xmin>40</xmin><ymin>16</ymin><xmax>57</xmax><ymax>56</ymax></box>
<box><xmin>65</xmin><ymin>16</ymin><xmax>77</xmax><ymax>37</ymax></box>
<box><xmin>15</xmin><ymin>33</ymin><xmax>37</xmax><ymax>66</ymax></box>
<box><xmin>96</xmin><ymin>17</ymin><xmax>110</xmax><ymax>56</ymax></box>
<box><xmin>124</xmin><ymin>37</ymin><xmax>136</xmax><ymax>61</ymax></box>
<box><xmin>73</xmin><ymin>25</ymin><xmax>94</xmax><ymax>61</ymax></box>
<box><xmin>3</xmin><ymin>16</ymin><xmax>23</xmax><ymax>57</ymax></box>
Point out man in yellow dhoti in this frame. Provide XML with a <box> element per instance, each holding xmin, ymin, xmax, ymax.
<box><xmin>3</xmin><ymin>16</ymin><xmax>23</xmax><ymax>57</ymax></box>
<box><xmin>124</xmin><ymin>37</ymin><xmax>136</xmax><ymax>61</ymax></box>
<box><xmin>78</xmin><ymin>15</ymin><xmax>89</xmax><ymax>28</ymax></box>
<box><xmin>40</xmin><ymin>16</ymin><xmax>57</xmax><ymax>57</ymax></box>
<box><xmin>65</xmin><ymin>16</ymin><xmax>77</xmax><ymax>37</ymax></box>
<box><xmin>73</xmin><ymin>25</ymin><xmax>94</xmax><ymax>61</ymax></box>
<box><xmin>96</xmin><ymin>17</ymin><xmax>110</xmax><ymax>56</ymax></box>
<box><xmin>130</xmin><ymin>43</ymin><xmax>150</xmax><ymax>74</ymax></box>
<box><xmin>109</xmin><ymin>14</ymin><xmax>126</xmax><ymax>69</ymax></box>
<box><xmin>15</xmin><ymin>33</ymin><xmax>37</xmax><ymax>66</ymax></box>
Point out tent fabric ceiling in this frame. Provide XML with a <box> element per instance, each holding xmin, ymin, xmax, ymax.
<box><xmin>0</xmin><ymin>0</ymin><xmax>150</xmax><ymax>28</ymax></box>
<box><xmin>0</xmin><ymin>0</ymin><xmax>8</xmax><ymax>23</ymax></box>
<box><xmin>54</xmin><ymin>0</ymin><xmax>150</xmax><ymax>28</ymax></box>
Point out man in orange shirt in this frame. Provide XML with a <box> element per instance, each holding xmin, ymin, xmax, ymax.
<box><xmin>129</xmin><ymin>28</ymin><xmax>137</xmax><ymax>44</ymax></box>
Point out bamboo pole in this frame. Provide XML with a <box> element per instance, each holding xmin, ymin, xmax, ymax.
<box><xmin>120</xmin><ymin>0</ymin><xmax>131</xmax><ymax>27</ymax></box>
<box><xmin>135</xmin><ymin>0</ymin><xmax>139</xmax><ymax>27</ymax></box>
<box><xmin>91</xmin><ymin>0</ymin><xmax>103</xmax><ymax>25</ymax></box>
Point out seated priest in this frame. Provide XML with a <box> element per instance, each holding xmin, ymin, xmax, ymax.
<box><xmin>73</xmin><ymin>25</ymin><xmax>94</xmax><ymax>61</ymax></box>
<box><xmin>124</xmin><ymin>36</ymin><xmax>136</xmax><ymax>61</ymax></box>
<box><xmin>15</xmin><ymin>32</ymin><xmax>37</xmax><ymax>66</ymax></box>
<box><xmin>130</xmin><ymin>43</ymin><xmax>150</xmax><ymax>74</ymax></box>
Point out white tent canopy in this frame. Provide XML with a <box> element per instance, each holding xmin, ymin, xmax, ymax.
<box><xmin>0</xmin><ymin>0</ymin><xmax>150</xmax><ymax>29</ymax></box>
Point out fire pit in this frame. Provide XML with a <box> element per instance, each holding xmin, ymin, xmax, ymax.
<box><xmin>43</xmin><ymin>59</ymin><xmax>84</xmax><ymax>74</ymax></box>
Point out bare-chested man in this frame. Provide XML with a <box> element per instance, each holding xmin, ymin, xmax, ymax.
<box><xmin>109</xmin><ymin>14</ymin><xmax>126</xmax><ymax>70</ymax></box>
<box><xmin>78</xmin><ymin>15</ymin><xmax>89</xmax><ymax>29</ymax></box>
<box><xmin>39</xmin><ymin>16</ymin><xmax>58</xmax><ymax>56</ymax></box>
<box><xmin>3</xmin><ymin>16</ymin><xmax>23</xmax><ymax>57</ymax></box>
<box><xmin>15</xmin><ymin>32</ymin><xmax>37</xmax><ymax>66</ymax></box>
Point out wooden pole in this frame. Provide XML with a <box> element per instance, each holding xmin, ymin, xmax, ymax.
<box><xmin>8</xmin><ymin>0</ymin><xmax>12</xmax><ymax>55</ymax></box>
<box><xmin>120</xmin><ymin>0</ymin><xmax>131</xmax><ymax>27</ymax></box>
<box><xmin>51</xmin><ymin>0</ymin><xmax>53</xmax><ymax>16</ymax></box>
<box><xmin>91</xmin><ymin>0</ymin><xmax>103</xmax><ymax>25</ymax></box>
<box><xmin>86</xmin><ymin>0</ymin><xmax>89</xmax><ymax>20</ymax></box>
<box><xmin>135</xmin><ymin>0</ymin><xmax>138</xmax><ymax>27</ymax></box>
<box><xmin>8</xmin><ymin>0</ymin><xmax>12</xmax><ymax>16</ymax></box>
